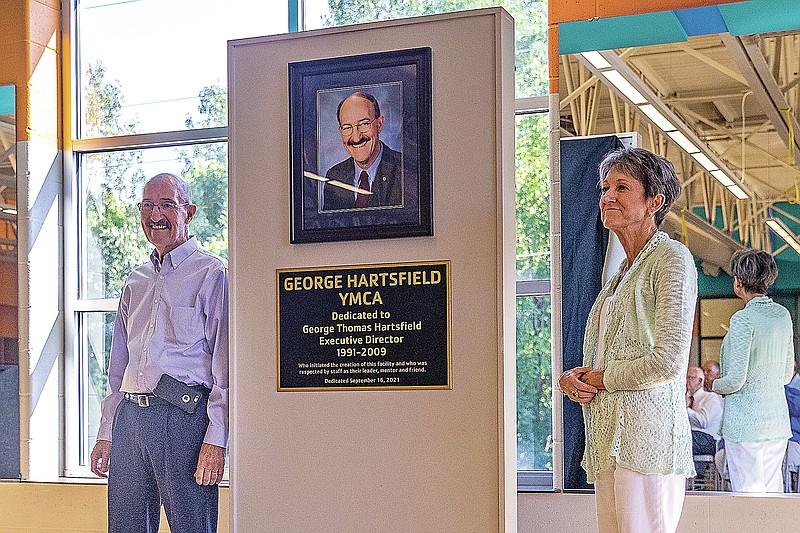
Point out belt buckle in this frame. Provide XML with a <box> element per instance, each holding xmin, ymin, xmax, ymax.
<box><xmin>137</xmin><ymin>395</ymin><xmax>150</xmax><ymax>408</ymax></box>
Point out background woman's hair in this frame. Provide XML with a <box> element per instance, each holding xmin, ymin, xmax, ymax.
<box><xmin>598</xmin><ymin>147</ymin><xmax>681</xmax><ymax>227</ymax></box>
<box><xmin>730</xmin><ymin>248</ymin><xmax>778</xmax><ymax>294</ymax></box>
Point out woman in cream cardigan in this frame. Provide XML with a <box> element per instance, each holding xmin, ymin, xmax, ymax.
<box><xmin>559</xmin><ymin>147</ymin><xmax>697</xmax><ymax>533</ymax></box>
<box><xmin>713</xmin><ymin>249</ymin><xmax>794</xmax><ymax>492</ymax></box>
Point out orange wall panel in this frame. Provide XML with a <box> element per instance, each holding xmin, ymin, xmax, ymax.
<box><xmin>26</xmin><ymin>0</ymin><xmax>61</xmax><ymax>147</ymax></box>
<box><xmin>597</xmin><ymin>0</ymin><xmax>744</xmax><ymax>19</ymax></box>
<box><xmin>548</xmin><ymin>0</ymin><xmax>595</xmax><ymax>26</ymax></box>
<box><xmin>550</xmin><ymin>0</ymin><xmax>747</xmax><ymax>25</ymax></box>
<box><xmin>0</xmin><ymin>1</ymin><xmax>30</xmax><ymax>142</ymax></box>
<box><xmin>35</xmin><ymin>0</ymin><xmax>60</xmax><ymax>11</ymax></box>
<box><xmin>0</xmin><ymin>1</ymin><xmax>26</xmax><ymax>49</ymax></box>
<box><xmin>548</xmin><ymin>25</ymin><xmax>560</xmax><ymax>94</ymax></box>
<box><xmin>0</xmin><ymin>305</ymin><xmax>18</xmax><ymax>339</ymax></box>
<box><xmin>0</xmin><ymin>263</ymin><xmax>18</xmax><ymax>307</ymax></box>
<box><xmin>28</xmin><ymin>0</ymin><xmax>60</xmax><ymax>50</ymax></box>
<box><xmin>0</xmin><ymin>0</ymin><xmax>61</xmax><ymax>144</ymax></box>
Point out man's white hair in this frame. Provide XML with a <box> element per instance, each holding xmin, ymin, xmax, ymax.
<box><xmin>146</xmin><ymin>173</ymin><xmax>192</xmax><ymax>204</ymax></box>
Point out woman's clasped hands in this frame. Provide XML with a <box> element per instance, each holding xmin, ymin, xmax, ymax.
<box><xmin>559</xmin><ymin>366</ymin><xmax>605</xmax><ymax>403</ymax></box>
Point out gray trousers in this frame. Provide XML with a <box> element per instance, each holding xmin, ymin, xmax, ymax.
<box><xmin>108</xmin><ymin>397</ymin><xmax>218</xmax><ymax>533</ymax></box>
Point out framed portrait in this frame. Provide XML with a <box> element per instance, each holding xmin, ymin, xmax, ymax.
<box><xmin>289</xmin><ymin>47</ymin><xmax>433</xmax><ymax>243</ymax></box>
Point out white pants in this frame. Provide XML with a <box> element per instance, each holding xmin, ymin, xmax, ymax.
<box><xmin>725</xmin><ymin>439</ymin><xmax>787</xmax><ymax>493</ymax></box>
<box><xmin>594</xmin><ymin>462</ymin><xmax>685</xmax><ymax>533</ymax></box>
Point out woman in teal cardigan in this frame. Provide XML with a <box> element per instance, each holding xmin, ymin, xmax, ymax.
<box><xmin>559</xmin><ymin>148</ymin><xmax>696</xmax><ymax>533</ymax></box>
<box><xmin>713</xmin><ymin>249</ymin><xmax>794</xmax><ymax>492</ymax></box>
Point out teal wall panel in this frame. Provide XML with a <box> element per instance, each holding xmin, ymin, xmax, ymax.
<box><xmin>719</xmin><ymin>0</ymin><xmax>800</xmax><ymax>36</ymax></box>
<box><xmin>559</xmin><ymin>11</ymin><xmax>687</xmax><ymax>54</ymax></box>
<box><xmin>0</xmin><ymin>85</ymin><xmax>14</xmax><ymax>116</ymax></box>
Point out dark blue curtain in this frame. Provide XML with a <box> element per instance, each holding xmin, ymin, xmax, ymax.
<box><xmin>0</xmin><ymin>362</ymin><xmax>19</xmax><ymax>479</ymax></box>
<box><xmin>560</xmin><ymin>135</ymin><xmax>622</xmax><ymax>490</ymax></box>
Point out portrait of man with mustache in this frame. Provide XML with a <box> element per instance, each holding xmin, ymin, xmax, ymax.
<box><xmin>322</xmin><ymin>91</ymin><xmax>402</xmax><ymax>211</ymax></box>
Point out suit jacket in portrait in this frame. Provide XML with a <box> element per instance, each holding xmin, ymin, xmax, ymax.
<box><xmin>322</xmin><ymin>142</ymin><xmax>402</xmax><ymax>211</ymax></box>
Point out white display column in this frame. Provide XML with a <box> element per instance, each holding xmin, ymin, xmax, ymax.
<box><xmin>229</xmin><ymin>8</ymin><xmax>516</xmax><ymax>532</ymax></box>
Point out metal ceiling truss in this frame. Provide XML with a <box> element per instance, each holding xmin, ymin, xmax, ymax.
<box><xmin>563</xmin><ymin>54</ymin><xmax>761</xmax><ymax>250</ymax></box>
<box><xmin>722</xmin><ymin>34</ymin><xmax>800</xmax><ymax>168</ymax></box>
<box><xmin>559</xmin><ymin>34</ymin><xmax>800</xmax><ymax>257</ymax></box>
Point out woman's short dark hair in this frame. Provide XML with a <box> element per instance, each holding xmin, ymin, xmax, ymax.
<box><xmin>730</xmin><ymin>248</ymin><xmax>778</xmax><ymax>294</ymax></box>
<box><xmin>598</xmin><ymin>147</ymin><xmax>681</xmax><ymax>227</ymax></box>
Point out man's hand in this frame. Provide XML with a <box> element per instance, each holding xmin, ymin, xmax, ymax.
<box><xmin>90</xmin><ymin>440</ymin><xmax>112</xmax><ymax>478</ymax></box>
<box><xmin>195</xmin><ymin>443</ymin><xmax>226</xmax><ymax>486</ymax></box>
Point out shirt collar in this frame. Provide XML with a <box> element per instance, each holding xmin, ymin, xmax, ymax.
<box><xmin>353</xmin><ymin>142</ymin><xmax>384</xmax><ymax>186</ymax></box>
<box><xmin>693</xmin><ymin>388</ymin><xmax>706</xmax><ymax>399</ymax></box>
<box><xmin>149</xmin><ymin>236</ymin><xmax>199</xmax><ymax>271</ymax></box>
<box><xmin>745</xmin><ymin>295</ymin><xmax>771</xmax><ymax>308</ymax></box>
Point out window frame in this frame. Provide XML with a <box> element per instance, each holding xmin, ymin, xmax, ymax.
<box><xmin>515</xmin><ymin>96</ymin><xmax>553</xmax><ymax>490</ymax></box>
<box><xmin>62</xmin><ymin>0</ymin><xmax>251</xmax><ymax>478</ymax></box>
<box><xmin>515</xmin><ymin>279</ymin><xmax>554</xmax><ymax>491</ymax></box>
<box><xmin>62</xmin><ymin>1</ymin><xmax>555</xmax><ymax>487</ymax></box>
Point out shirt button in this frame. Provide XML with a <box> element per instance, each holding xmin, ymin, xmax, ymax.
<box><xmin>154</xmin><ymin>299</ymin><xmax>159</xmax><ymax>304</ymax></box>
<box><xmin>160</xmin><ymin>275</ymin><xmax>164</xmax><ymax>280</ymax></box>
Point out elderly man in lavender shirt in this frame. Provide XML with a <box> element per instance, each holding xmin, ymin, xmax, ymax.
<box><xmin>90</xmin><ymin>173</ymin><xmax>228</xmax><ymax>533</ymax></box>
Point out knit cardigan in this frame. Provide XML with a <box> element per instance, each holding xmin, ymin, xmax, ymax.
<box><xmin>712</xmin><ymin>296</ymin><xmax>794</xmax><ymax>443</ymax></box>
<box><xmin>581</xmin><ymin>232</ymin><xmax>697</xmax><ymax>482</ymax></box>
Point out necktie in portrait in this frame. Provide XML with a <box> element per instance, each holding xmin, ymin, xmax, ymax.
<box><xmin>356</xmin><ymin>170</ymin><xmax>369</xmax><ymax>207</ymax></box>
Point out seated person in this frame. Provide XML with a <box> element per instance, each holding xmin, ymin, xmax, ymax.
<box><xmin>686</xmin><ymin>366</ymin><xmax>724</xmax><ymax>475</ymax></box>
<box><xmin>785</xmin><ymin>372</ymin><xmax>800</xmax><ymax>490</ymax></box>
<box><xmin>702</xmin><ymin>360</ymin><xmax>720</xmax><ymax>392</ymax></box>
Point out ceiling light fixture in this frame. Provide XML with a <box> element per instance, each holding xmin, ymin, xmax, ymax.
<box><xmin>666</xmin><ymin>131</ymin><xmax>700</xmax><ymax>154</ymax></box>
<box><xmin>710</xmin><ymin>170</ymin><xmax>735</xmax><ymax>187</ymax></box>
<box><xmin>766</xmin><ymin>218</ymin><xmax>800</xmax><ymax>255</ymax></box>
<box><xmin>599</xmin><ymin>70</ymin><xmax>648</xmax><ymax>105</ymax></box>
<box><xmin>581</xmin><ymin>51</ymin><xmax>611</xmax><ymax>70</ymax></box>
<box><xmin>691</xmin><ymin>153</ymin><xmax>718</xmax><ymax>172</ymax></box>
<box><xmin>577</xmin><ymin>50</ymin><xmax>752</xmax><ymax>200</ymax></box>
<box><xmin>638</xmin><ymin>104</ymin><xmax>676</xmax><ymax>132</ymax></box>
<box><xmin>726</xmin><ymin>184</ymin><xmax>749</xmax><ymax>200</ymax></box>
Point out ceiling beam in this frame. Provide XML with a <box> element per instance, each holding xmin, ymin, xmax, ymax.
<box><xmin>664</xmin><ymin>90</ymin><xmax>751</xmax><ymax>104</ymax></box>
<box><xmin>672</xmin><ymin>105</ymin><xmax>789</xmax><ymax>197</ymax></box>
<box><xmin>722</xmin><ymin>34</ymin><xmax>800</xmax><ymax>166</ymax></box>
<box><xmin>782</xmin><ymin>74</ymin><xmax>800</xmax><ymax>92</ymax></box>
<box><xmin>673</xmin><ymin>42</ymin><xmax>748</xmax><ymax>86</ymax></box>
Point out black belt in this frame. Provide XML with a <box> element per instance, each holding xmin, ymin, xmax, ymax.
<box><xmin>123</xmin><ymin>388</ymin><xmax>209</xmax><ymax>409</ymax></box>
<box><xmin>124</xmin><ymin>392</ymin><xmax>167</xmax><ymax>408</ymax></box>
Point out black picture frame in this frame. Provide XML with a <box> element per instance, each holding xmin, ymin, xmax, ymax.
<box><xmin>289</xmin><ymin>47</ymin><xmax>433</xmax><ymax>243</ymax></box>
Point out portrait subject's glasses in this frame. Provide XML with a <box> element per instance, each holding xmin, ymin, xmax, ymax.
<box><xmin>339</xmin><ymin>117</ymin><xmax>377</xmax><ymax>137</ymax></box>
<box><xmin>137</xmin><ymin>200</ymin><xmax>190</xmax><ymax>214</ymax></box>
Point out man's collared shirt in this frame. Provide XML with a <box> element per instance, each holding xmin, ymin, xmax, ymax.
<box><xmin>688</xmin><ymin>387</ymin><xmax>723</xmax><ymax>440</ymax></box>
<box><xmin>97</xmin><ymin>236</ymin><xmax>229</xmax><ymax>447</ymax></box>
<box><xmin>350</xmin><ymin>143</ymin><xmax>383</xmax><ymax>199</ymax></box>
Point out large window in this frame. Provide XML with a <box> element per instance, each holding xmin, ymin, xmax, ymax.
<box><xmin>65</xmin><ymin>0</ymin><xmax>286</xmax><ymax>476</ymax></box>
<box><xmin>76</xmin><ymin>0</ymin><xmax>283</xmax><ymax>136</ymax></box>
<box><xmin>514</xmin><ymin>112</ymin><xmax>551</xmax><ymax>475</ymax></box>
<box><xmin>66</xmin><ymin>0</ymin><xmax>551</xmax><ymax>484</ymax></box>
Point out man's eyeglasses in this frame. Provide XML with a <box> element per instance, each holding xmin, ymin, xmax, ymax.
<box><xmin>137</xmin><ymin>200</ymin><xmax>190</xmax><ymax>214</ymax></box>
<box><xmin>339</xmin><ymin>117</ymin><xmax>377</xmax><ymax>137</ymax></box>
